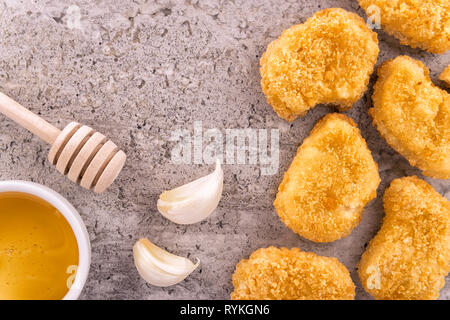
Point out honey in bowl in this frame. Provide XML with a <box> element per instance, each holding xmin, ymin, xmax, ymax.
<box><xmin>0</xmin><ymin>192</ymin><xmax>79</xmax><ymax>300</ymax></box>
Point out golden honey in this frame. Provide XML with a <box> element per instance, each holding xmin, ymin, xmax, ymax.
<box><xmin>0</xmin><ymin>192</ymin><xmax>79</xmax><ymax>300</ymax></box>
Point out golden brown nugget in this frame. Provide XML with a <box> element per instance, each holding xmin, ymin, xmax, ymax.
<box><xmin>274</xmin><ymin>113</ymin><xmax>380</xmax><ymax>242</ymax></box>
<box><xmin>439</xmin><ymin>65</ymin><xmax>450</xmax><ymax>87</ymax></box>
<box><xmin>370</xmin><ymin>56</ymin><xmax>450</xmax><ymax>179</ymax></box>
<box><xmin>231</xmin><ymin>247</ymin><xmax>355</xmax><ymax>300</ymax></box>
<box><xmin>260</xmin><ymin>8</ymin><xmax>379</xmax><ymax>122</ymax></box>
<box><xmin>359</xmin><ymin>0</ymin><xmax>449</xmax><ymax>54</ymax></box>
<box><xmin>358</xmin><ymin>176</ymin><xmax>450</xmax><ymax>300</ymax></box>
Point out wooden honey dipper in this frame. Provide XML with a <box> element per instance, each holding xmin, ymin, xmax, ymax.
<box><xmin>0</xmin><ymin>91</ymin><xmax>126</xmax><ymax>193</ymax></box>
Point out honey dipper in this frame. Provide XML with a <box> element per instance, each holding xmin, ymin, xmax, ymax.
<box><xmin>0</xmin><ymin>91</ymin><xmax>126</xmax><ymax>193</ymax></box>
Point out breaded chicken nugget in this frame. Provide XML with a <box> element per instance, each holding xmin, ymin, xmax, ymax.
<box><xmin>274</xmin><ymin>113</ymin><xmax>380</xmax><ymax>242</ymax></box>
<box><xmin>439</xmin><ymin>65</ymin><xmax>450</xmax><ymax>87</ymax></box>
<box><xmin>370</xmin><ymin>56</ymin><xmax>450</xmax><ymax>179</ymax></box>
<box><xmin>231</xmin><ymin>247</ymin><xmax>355</xmax><ymax>300</ymax></box>
<box><xmin>358</xmin><ymin>176</ymin><xmax>450</xmax><ymax>300</ymax></box>
<box><xmin>359</xmin><ymin>0</ymin><xmax>449</xmax><ymax>54</ymax></box>
<box><xmin>260</xmin><ymin>8</ymin><xmax>379</xmax><ymax>121</ymax></box>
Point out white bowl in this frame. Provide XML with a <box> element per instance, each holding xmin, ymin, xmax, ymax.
<box><xmin>0</xmin><ymin>180</ymin><xmax>91</xmax><ymax>300</ymax></box>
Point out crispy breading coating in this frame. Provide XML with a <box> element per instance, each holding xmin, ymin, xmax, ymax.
<box><xmin>439</xmin><ymin>65</ymin><xmax>450</xmax><ymax>87</ymax></box>
<box><xmin>370</xmin><ymin>56</ymin><xmax>450</xmax><ymax>179</ymax></box>
<box><xmin>274</xmin><ymin>113</ymin><xmax>380</xmax><ymax>242</ymax></box>
<box><xmin>231</xmin><ymin>247</ymin><xmax>355</xmax><ymax>300</ymax></box>
<box><xmin>260</xmin><ymin>8</ymin><xmax>379</xmax><ymax>121</ymax></box>
<box><xmin>358</xmin><ymin>176</ymin><xmax>450</xmax><ymax>300</ymax></box>
<box><xmin>359</xmin><ymin>0</ymin><xmax>449</xmax><ymax>54</ymax></box>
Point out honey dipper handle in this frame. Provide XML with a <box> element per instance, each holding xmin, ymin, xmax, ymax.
<box><xmin>0</xmin><ymin>92</ymin><xmax>60</xmax><ymax>145</ymax></box>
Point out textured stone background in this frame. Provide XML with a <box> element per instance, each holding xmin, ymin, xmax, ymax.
<box><xmin>0</xmin><ymin>0</ymin><xmax>449</xmax><ymax>300</ymax></box>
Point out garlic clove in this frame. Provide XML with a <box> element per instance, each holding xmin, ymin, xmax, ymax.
<box><xmin>133</xmin><ymin>238</ymin><xmax>199</xmax><ymax>287</ymax></box>
<box><xmin>157</xmin><ymin>159</ymin><xmax>224</xmax><ymax>224</ymax></box>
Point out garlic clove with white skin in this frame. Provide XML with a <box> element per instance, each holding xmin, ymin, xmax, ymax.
<box><xmin>157</xmin><ymin>159</ymin><xmax>224</xmax><ymax>224</ymax></box>
<box><xmin>133</xmin><ymin>238</ymin><xmax>200</xmax><ymax>287</ymax></box>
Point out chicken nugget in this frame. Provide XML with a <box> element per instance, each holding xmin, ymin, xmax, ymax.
<box><xmin>274</xmin><ymin>113</ymin><xmax>380</xmax><ymax>242</ymax></box>
<box><xmin>370</xmin><ymin>56</ymin><xmax>450</xmax><ymax>179</ymax></box>
<box><xmin>358</xmin><ymin>176</ymin><xmax>450</xmax><ymax>300</ymax></box>
<box><xmin>260</xmin><ymin>8</ymin><xmax>379</xmax><ymax>122</ymax></box>
<box><xmin>439</xmin><ymin>65</ymin><xmax>450</xmax><ymax>87</ymax></box>
<box><xmin>359</xmin><ymin>0</ymin><xmax>449</xmax><ymax>54</ymax></box>
<box><xmin>231</xmin><ymin>247</ymin><xmax>355</xmax><ymax>300</ymax></box>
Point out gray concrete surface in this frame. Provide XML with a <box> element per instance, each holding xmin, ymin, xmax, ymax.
<box><xmin>0</xmin><ymin>0</ymin><xmax>449</xmax><ymax>300</ymax></box>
